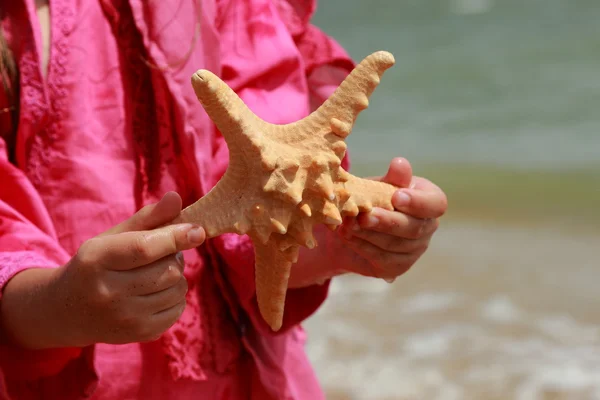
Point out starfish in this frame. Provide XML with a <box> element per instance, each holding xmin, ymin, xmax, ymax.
<box><xmin>172</xmin><ymin>51</ymin><xmax>400</xmax><ymax>331</ymax></box>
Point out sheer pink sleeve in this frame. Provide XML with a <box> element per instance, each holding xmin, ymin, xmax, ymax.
<box><xmin>0</xmin><ymin>137</ymin><xmax>82</xmax><ymax>382</ymax></box>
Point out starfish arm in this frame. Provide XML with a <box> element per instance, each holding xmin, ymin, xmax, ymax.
<box><xmin>172</xmin><ymin>171</ymin><xmax>248</xmax><ymax>238</ymax></box>
<box><xmin>253</xmin><ymin>240</ymin><xmax>298</xmax><ymax>331</ymax></box>
<box><xmin>298</xmin><ymin>51</ymin><xmax>395</xmax><ymax>138</ymax></box>
<box><xmin>191</xmin><ymin>70</ymin><xmax>271</xmax><ymax>149</ymax></box>
<box><xmin>180</xmin><ymin>50</ymin><xmax>400</xmax><ymax>330</ymax></box>
<box><xmin>339</xmin><ymin>175</ymin><xmax>398</xmax><ymax>215</ymax></box>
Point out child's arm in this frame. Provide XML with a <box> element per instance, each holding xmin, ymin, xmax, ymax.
<box><xmin>0</xmin><ymin>135</ymin><xmax>203</xmax><ymax>380</ymax></box>
<box><xmin>1</xmin><ymin>201</ymin><xmax>203</xmax><ymax>350</ymax></box>
<box><xmin>0</xmin><ymin>137</ymin><xmax>83</xmax><ymax>380</ymax></box>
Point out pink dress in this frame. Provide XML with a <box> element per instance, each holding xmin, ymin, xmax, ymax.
<box><xmin>0</xmin><ymin>0</ymin><xmax>354</xmax><ymax>398</ymax></box>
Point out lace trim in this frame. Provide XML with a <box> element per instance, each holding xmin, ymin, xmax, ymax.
<box><xmin>0</xmin><ymin>250</ymin><xmax>58</xmax><ymax>293</ymax></box>
<box><xmin>18</xmin><ymin>56</ymin><xmax>45</xmax><ymax>124</ymax></box>
<box><xmin>160</xmin><ymin>250</ymin><xmax>243</xmax><ymax>381</ymax></box>
<box><xmin>24</xmin><ymin>0</ymin><xmax>75</xmax><ymax>187</ymax></box>
<box><xmin>161</xmin><ymin>256</ymin><xmax>208</xmax><ymax>381</ymax></box>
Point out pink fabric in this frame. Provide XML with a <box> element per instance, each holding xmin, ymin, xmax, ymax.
<box><xmin>0</xmin><ymin>0</ymin><xmax>355</xmax><ymax>399</ymax></box>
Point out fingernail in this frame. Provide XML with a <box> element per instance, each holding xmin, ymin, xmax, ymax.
<box><xmin>187</xmin><ymin>225</ymin><xmax>204</xmax><ymax>244</ymax></box>
<box><xmin>177</xmin><ymin>223</ymin><xmax>193</xmax><ymax>232</ymax></box>
<box><xmin>160</xmin><ymin>191</ymin><xmax>175</xmax><ymax>203</ymax></box>
<box><xmin>363</xmin><ymin>214</ymin><xmax>379</xmax><ymax>228</ymax></box>
<box><xmin>176</xmin><ymin>251</ymin><xmax>185</xmax><ymax>266</ymax></box>
<box><xmin>394</xmin><ymin>190</ymin><xmax>411</xmax><ymax>207</ymax></box>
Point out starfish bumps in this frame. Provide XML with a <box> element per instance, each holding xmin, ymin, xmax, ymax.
<box><xmin>173</xmin><ymin>51</ymin><xmax>399</xmax><ymax>331</ymax></box>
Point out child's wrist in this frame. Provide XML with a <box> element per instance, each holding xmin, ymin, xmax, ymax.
<box><xmin>0</xmin><ymin>266</ymin><xmax>77</xmax><ymax>349</ymax></box>
<box><xmin>288</xmin><ymin>226</ymin><xmax>349</xmax><ymax>288</ymax></box>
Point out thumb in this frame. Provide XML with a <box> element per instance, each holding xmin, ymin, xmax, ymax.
<box><xmin>367</xmin><ymin>157</ymin><xmax>413</xmax><ymax>188</ymax></box>
<box><xmin>392</xmin><ymin>177</ymin><xmax>448</xmax><ymax>219</ymax></box>
<box><xmin>99</xmin><ymin>191</ymin><xmax>183</xmax><ymax>237</ymax></box>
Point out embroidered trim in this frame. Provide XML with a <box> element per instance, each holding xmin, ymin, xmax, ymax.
<box><xmin>25</xmin><ymin>0</ymin><xmax>75</xmax><ymax>187</ymax></box>
<box><xmin>0</xmin><ymin>250</ymin><xmax>58</xmax><ymax>294</ymax></box>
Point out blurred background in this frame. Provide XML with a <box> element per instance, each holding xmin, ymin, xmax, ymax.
<box><xmin>303</xmin><ymin>0</ymin><xmax>600</xmax><ymax>399</ymax></box>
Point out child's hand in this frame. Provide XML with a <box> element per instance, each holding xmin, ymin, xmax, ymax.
<box><xmin>289</xmin><ymin>158</ymin><xmax>447</xmax><ymax>287</ymax></box>
<box><xmin>338</xmin><ymin>157</ymin><xmax>447</xmax><ymax>281</ymax></box>
<box><xmin>0</xmin><ymin>192</ymin><xmax>205</xmax><ymax>350</ymax></box>
<box><xmin>54</xmin><ymin>192</ymin><xmax>206</xmax><ymax>346</ymax></box>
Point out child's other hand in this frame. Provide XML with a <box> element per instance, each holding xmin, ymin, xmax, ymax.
<box><xmin>338</xmin><ymin>157</ymin><xmax>447</xmax><ymax>281</ymax></box>
<box><xmin>289</xmin><ymin>158</ymin><xmax>447</xmax><ymax>288</ymax></box>
<box><xmin>54</xmin><ymin>192</ymin><xmax>205</xmax><ymax>346</ymax></box>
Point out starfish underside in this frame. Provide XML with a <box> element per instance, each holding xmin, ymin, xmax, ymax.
<box><xmin>172</xmin><ymin>51</ymin><xmax>399</xmax><ymax>331</ymax></box>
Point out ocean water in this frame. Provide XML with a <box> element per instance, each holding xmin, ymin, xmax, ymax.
<box><xmin>304</xmin><ymin>222</ymin><xmax>600</xmax><ymax>400</ymax></box>
<box><xmin>304</xmin><ymin>2</ymin><xmax>600</xmax><ymax>399</ymax></box>
<box><xmin>312</xmin><ymin>0</ymin><xmax>600</xmax><ymax>170</ymax></box>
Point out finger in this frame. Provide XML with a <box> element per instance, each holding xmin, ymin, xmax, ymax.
<box><xmin>111</xmin><ymin>253</ymin><xmax>185</xmax><ymax>296</ymax></box>
<box><xmin>81</xmin><ymin>223</ymin><xmax>205</xmax><ymax>271</ymax></box>
<box><xmin>136</xmin><ymin>276</ymin><xmax>188</xmax><ymax>315</ymax></box>
<box><xmin>142</xmin><ymin>300</ymin><xmax>187</xmax><ymax>342</ymax></box>
<box><xmin>410</xmin><ymin>176</ymin><xmax>444</xmax><ymax>193</ymax></box>
<box><xmin>99</xmin><ymin>191</ymin><xmax>183</xmax><ymax>237</ymax></box>
<box><xmin>381</xmin><ymin>157</ymin><xmax>413</xmax><ymax>188</ymax></box>
<box><xmin>354</xmin><ymin>208</ymin><xmax>439</xmax><ymax>239</ymax></box>
<box><xmin>346</xmin><ymin>228</ymin><xmax>432</xmax><ymax>254</ymax></box>
<box><xmin>392</xmin><ymin>187</ymin><xmax>448</xmax><ymax>219</ymax></box>
<box><xmin>110</xmin><ymin>224</ymin><xmax>203</xmax><ymax>269</ymax></box>
<box><xmin>366</xmin><ymin>157</ymin><xmax>413</xmax><ymax>188</ymax></box>
<box><xmin>343</xmin><ymin>235</ymin><xmax>419</xmax><ymax>279</ymax></box>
